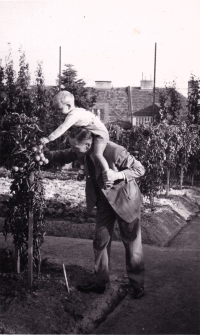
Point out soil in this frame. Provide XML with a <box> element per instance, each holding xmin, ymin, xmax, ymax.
<box><xmin>0</xmin><ymin>167</ymin><xmax>199</xmax><ymax>334</ymax></box>
<box><xmin>1</xmin><ymin>168</ymin><xmax>200</xmax><ymax>247</ymax></box>
<box><xmin>0</xmin><ymin>249</ymin><xmax>128</xmax><ymax>334</ymax></box>
<box><xmin>0</xmin><ymin>215</ymin><xmax>200</xmax><ymax>334</ymax></box>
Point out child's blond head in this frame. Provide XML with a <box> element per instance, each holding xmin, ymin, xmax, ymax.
<box><xmin>53</xmin><ymin>91</ymin><xmax>75</xmax><ymax>109</ymax></box>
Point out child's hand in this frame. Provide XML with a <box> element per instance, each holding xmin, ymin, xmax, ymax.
<box><xmin>40</xmin><ymin>137</ymin><xmax>49</xmax><ymax>145</ymax></box>
<box><xmin>102</xmin><ymin>169</ymin><xmax>118</xmax><ymax>183</ymax></box>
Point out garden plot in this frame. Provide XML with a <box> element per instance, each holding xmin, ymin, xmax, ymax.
<box><xmin>0</xmin><ymin>169</ymin><xmax>200</xmax><ymax>246</ymax></box>
<box><xmin>0</xmin><ymin>257</ymin><xmax>127</xmax><ymax>334</ymax></box>
<box><xmin>0</xmin><ymin>169</ymin><xmax>199</xmax><ymax>334</ymax></box>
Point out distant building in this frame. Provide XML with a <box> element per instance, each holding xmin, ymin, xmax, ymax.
<box><xmin>132</xmin><ymin>104</ymin><xmax>160</xmax><ymax>126</ymax></box>
<box><xmin>90</xmin><ymin>79</ymin><xmax>187</xmax><ymax>126</ymax></box>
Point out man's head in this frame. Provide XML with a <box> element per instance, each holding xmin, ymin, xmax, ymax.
<box><xmin>53</xmin><ymin>91</ymin><xmax>75</xmax><ymax>114</ymax></box>
<box><xmin>68</xmin><ymin>127</ymin><xmax>93</xmax><ymax>157</ymax></box>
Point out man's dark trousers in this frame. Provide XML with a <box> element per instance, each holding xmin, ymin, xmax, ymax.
<box><xmin>86</xmin><ymin>151</ymin><xmax>145</xmax><ymax>291</ymax></box>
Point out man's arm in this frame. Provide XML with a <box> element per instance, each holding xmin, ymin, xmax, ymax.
<box><xmin>103</xmin><ymin>146</ymin><xmax>145</xmax><ymax>184</ymax></box>
<box><xmin>115</xmin><ymin>147</ymin><xmax>145</xmax><ymax>180</ymax></box>
<box><xmin>44</xmin><ymin>148</ymin><xmax>78</xmax><ymax>165</ymax></box>
<box><xmin>114</xmin><ymin>147</ymin><xmax>145</xmax><ymax>181</ymax></box>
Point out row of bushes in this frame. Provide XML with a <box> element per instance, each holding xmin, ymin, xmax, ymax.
<box><xmin>1</xmin><ymin>111</ymin><xmax>200</xmax><ymax>206</ymax></box>
<box><xmin>0</xmin><ymin>50</ymin><xmax>199</xmax><ymax>205</ymax></box>
<box><xmin>108</xmin><ymin>122</ymin><xmax>200</xmax><ymax>206</ymax></box>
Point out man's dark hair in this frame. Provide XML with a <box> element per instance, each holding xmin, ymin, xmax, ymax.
<box><xmin>68</xmin><ymin>126</ymin><xmax>93</xmax><ymax>142</ymax></box>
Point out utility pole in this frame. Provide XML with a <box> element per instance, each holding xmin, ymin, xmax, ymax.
<box><xmin>153</xmin><ymin>43</ymin><xmax>157</xmax><ymax>113</ymax></box>
<box><xmin>59</xmin><ymin>46</ymin><xmax>61</xmax><ymax>91</ymax></box>
<box><xmin>128</xmin><ymin>86</ymin><xmax>133</xmax><ymax>125</ymax></box>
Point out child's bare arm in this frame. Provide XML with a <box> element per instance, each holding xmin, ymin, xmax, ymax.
<box><xmin>47</xmin><ymin>114</ymin><xmax>77</xmax><ymax>142</ymax></box>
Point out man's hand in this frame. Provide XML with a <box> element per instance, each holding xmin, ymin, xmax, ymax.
<box><xmin>43</xmin><ymin>149</ymin><xmax>51</xmax><ymax>160</ymax></box>
<box><xmin>102</xmin><ymin>169</ymin><xmax>124</xmax><ymax>183</ymax></box>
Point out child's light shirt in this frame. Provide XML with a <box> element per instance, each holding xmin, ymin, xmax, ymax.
<box><xmin>48</xmin><ymin>108</ymin><xmax>108</xmax><ymax>142</ymax></box>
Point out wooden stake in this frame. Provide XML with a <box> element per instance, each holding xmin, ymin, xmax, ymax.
<box><xmin>37</xmin><ymin>249</ymin><xmax>41</xmax><ymax>279</ymax></box>
<box><xmin>15</xmin><ymin>246</ymin><xmax>20</xmax><ymax>273</ymax></box>
<box><xmin>59</xmin><ymin>46</ymin><xmax>61</xmax><ymax>91</ymax></box>
<box><xmin>128</xmin><ymin>86</ymin><xmax>133</xmax><ymax>125</ymax></box>
<box><xmin>63</xmin><ymin>263</ymin><xmax>70</xmax><ymax>293</ymax></box>
<box><xmin>28</xmin><ymin>171</ymin><xmax>34</xmax><ymax>287</ymax></box>
<box><xmin>153</xmin><ymin>42</ymin><xmax>157</xmax><ymax>115</ymax></box>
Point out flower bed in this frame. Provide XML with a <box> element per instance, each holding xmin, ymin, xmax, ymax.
<box><xmin>0</xmin><ymin>168</ymin><xmax>199</xmax><ymax>247</ymax></box>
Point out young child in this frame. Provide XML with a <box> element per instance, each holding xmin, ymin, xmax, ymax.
<box><xmin>40</xmin><ymin>90</ymin><xmax>110</xmax><ymax>185</ymax></box>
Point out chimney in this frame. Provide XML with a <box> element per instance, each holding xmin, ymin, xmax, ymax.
<box><xmin>140</xmin><ymin>80</ymin><xmax>153</xmax><ymax>90</ymax></box>
<box><xmin>95</xmin><ymin>81</ymin><xmax>112</xmax><ymax>89</ymax></box>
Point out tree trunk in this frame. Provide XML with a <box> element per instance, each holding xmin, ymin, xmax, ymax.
<box><xmin>180</xmin><ymin>166</ymin><xmax>184</xmax><ymax>190</ymax></box>
<box><xmin>190</xmin><ymin>158</ymin><xmax>196</xmax><ymax>187</ymax></box>
<box><xmin>191</xmin><ymin>173</ymin><xmax>194</xmax><ymax>187</ymax></box>
<box><xmin>166</xmin><ymin>169</ymin><xmax>170</xmax><ymax>197</ymax></box>
<box><xmin>15</xmin><ymin>247</ymin><xmax>20</xmax><ymax>274</ymax></box>
<box><xmin>37</xmin><ymin>249</ymin><xmax>41</xmax><ymax>278</ymax></box>
<box><xmin>150</xmin><ymin>192</ymin><xmax>154</xmax><ymax>210</ymax></box>
<box><xmin>28</xmin><ymin>171</ymin><xmax>34</xmax><ymax>287</ymax></box>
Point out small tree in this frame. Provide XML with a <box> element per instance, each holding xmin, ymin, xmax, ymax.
<box><xmin>0</xmin><ymin>61</ymin><xmax>6</xmax><ymax>123</ymax></box>
<box><xmin>60</xmin><ymin>64</ymin><xmax>96</xmax><ymax>109</ymax></box>
<box><xmin>32</xmin><ymin>62</ymin><xmax>66</xmax><ymax>151</ymax></box>
<box><xmin>185</xmin><ymin>124</ymin><xmax>200</xmax><ymax>185</ymax></box>
<box><xmin>187</xmin><ymin>75</ymin><xmax>200</xmax><ymax>125</ymax></box>
<box><xmin>128</xmin><ymin>124</ymin><xmax>166</xmax><ymax>208</ymax></box>
<box><xmin>158</xmin><ymin>81</ymin><xmax>182</xmax><ymax>124</ymax></box>
<box><xmin>32</xmin><ymin>61</ymin><xmax>57</xmax><ymax>135</ymax></box>
<box><xmin>3</xmin><ymin>113</ymin><xmax>47</xmax><ymax>275</ymax></box>
<box><xmin>4</xmin><ymin>51</ymin><xmax>17</xmax><ymax>114</ymax></box>
<box><xmin>15</xmin><ymin>49</ymin><xmax>32</xmax><ymax>116</ymax></box>
<box><xmin>161</xmin><ymin>124</ymin><xmax>180</xmax><ymax>196</ymax></box>
<box><xmin>175</xmin><ymin>122</ymin><xmax>198</xmax><ymax>189</ymax></box>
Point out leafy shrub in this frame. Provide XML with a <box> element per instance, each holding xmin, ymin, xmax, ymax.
<box><xmin>3</xmin><ymin>113</ymin><xmax>47</xmax><ymax>270</ymax></box>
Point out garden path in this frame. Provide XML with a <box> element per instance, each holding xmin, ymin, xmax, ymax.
<box><xmin>1</xmin><ymin>215</ymin><xmax>199</xmax><ymax>334</ymax></box>
<box><xmin>94</xmin><ymin>215</ymin><xmax>200</xmax><ymax>334</ymax></box>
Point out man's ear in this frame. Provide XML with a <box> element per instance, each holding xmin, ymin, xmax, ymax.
<box><xmin>86</xmin><ymin>142</ymin><xmax>91</xmax><ymax>150</ymax></box>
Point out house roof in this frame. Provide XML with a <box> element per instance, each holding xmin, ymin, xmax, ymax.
<box><xmin>37</xmin><ymin>84</ymin><xmax>188</xmax><ymax>121</ymax></box>
<box><xmin>133</xmin><ymin>104</ymin><xmax>160</xmax><ymax>116</ymax></box>
<box><xmin>131</xmin><ymin>87</ymin><xmax>160</xmax><ymax>113</ymax></box>
<box><xmin>131</xmin><ymin>87</ymin><xmax>187</xmax><ymax>119</ymax></box>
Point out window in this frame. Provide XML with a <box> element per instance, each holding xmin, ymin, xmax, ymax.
<box><xmin>92</xmin><ymin>108</ymin><xmax>105</xmax><ymax>120</ymax></box>
<box><xmin>135</xmin><ymin>116</ymin><xmax>154</xmax><ymax>125</ymax></box>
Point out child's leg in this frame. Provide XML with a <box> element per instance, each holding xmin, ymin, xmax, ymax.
<box><xmin>94</xmin><ymin>139</ymin><xmax>113</xmax><ymax>189</ymax></box>
<box><xmin>77</xmin><ymin>157</ymin><xmax>85</xmax><ymax>181</ymax></box>
<box><xmin>93</xmin><ymin>140</ymin><xmax>109</xmax><ymax>171</ymax></box>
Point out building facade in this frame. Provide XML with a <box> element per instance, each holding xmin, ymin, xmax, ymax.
<box><xmin>90</xmin><ymin>80</ymin><xmax>187</xmax><ymax>126</ymax></box>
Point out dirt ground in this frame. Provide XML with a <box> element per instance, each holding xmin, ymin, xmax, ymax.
<box><xmin>0</xmin><ymin>239</ymin><xmax>128</xmax><ymax>334</ymax></box>
<box><xmin>0</xmin><ymin>168</ymin><xmax>199</xmax><ymax>334</ymax></box>
<box><xmin>0</xmin><ymin>214</ymin><xmax>200</xmax><ymax>334</ymax></box>
<box><xmin>0</xmin><ymin>261</ymin><xmax>127</xmax><ymax>334</ymax></box>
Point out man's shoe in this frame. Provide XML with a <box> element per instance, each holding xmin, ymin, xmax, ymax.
<box><xmin>131</xmin><ymin>286</ymin><xmax>145</xmax><ymax>299</ymax></box>
<box><xmin>77</xmin><ymin>282</ymin><xmax>106</xmax><ymax>294</ymax></box>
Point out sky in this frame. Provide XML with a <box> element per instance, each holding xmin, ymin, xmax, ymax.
<box><xmin>0</xmin><ymin>0</ymin><xmax>200</xmax><ymax>97</ymax></box>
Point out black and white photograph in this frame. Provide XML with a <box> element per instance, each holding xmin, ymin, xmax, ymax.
<box><xmin>0</xmin><ymin>0</ymin><xmax>199</xmax><ymax>334</ymax></box>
